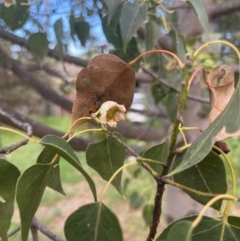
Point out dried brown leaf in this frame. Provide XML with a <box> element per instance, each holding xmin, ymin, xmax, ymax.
<box><xmin>71</xmin><ymin>54</ymin><xmax>135</xmax><ymax>133</ymax></box>
<box><xmin>207</xmin><ymin>65</ymin><xmax>239</xmax><ymax>140</ymax></box>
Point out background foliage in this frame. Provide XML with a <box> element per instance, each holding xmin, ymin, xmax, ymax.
<box><xmin>1</xmin><ymin>0</ymin><xmax>240</xmax><ymax>241</ymax></box>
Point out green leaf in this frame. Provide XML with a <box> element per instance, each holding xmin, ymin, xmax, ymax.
<box><xmin>54</xmin><ymin>18</ymin><xmax>64</xmax><ymax>60</ymax></box>
<box><xmin>186</xmin><ymin>0</ymin><xmax>209</xmax><ymax>34</ymax></box>
<box><xmin>37</xmin><ymin>147</ymin><xmax>65</xmax><ymax>195</ymax></box>
<box><xmin>102</xmin><ymin>16</ymin><xmax>140</xmax><ymax>70</ymax></box>
<box><xmin>162</xmin><ymin>93</ymin><xmax>179</xmax><ymax>121</ymax></box>
<box><xmin>166</xmin><ymin>221</ymin><xmax>192</xmax><ymax>241</ymax></box>
<box><xmin>17</xmin><ymin>164</ymin><xmax>52</xmax><ymax>241</ymax></box>
<box><xmin>0</xmin><ymin>3</ymin><xmax>29</xmax><ymax>30</ymax></box>
<box><xmin>143</xmin><ymin>142</ymin><xmax>169</xmax><ymax>173</ymax></box>
<box><xmin>0</xmin><ymin>159</ymin><xmax>20</xmax><ymax>241</ymax></box>
<box><xmin>169</xmin><ymin>29</ymin><xmax>186</xmax><ymax>64</ymax></box>
<box><xmin>120</xmin><ymin>3</ymin><xmax>147</xmax><ymax>51</ymax></box>
<box><xmin>86</xmin><ymin>133</ymin><xmax>125</xmax><ymax>195</ymax></box>
<box><xmin>156</xmin><ymin>215</ymin><xmax>240</xmax><ymax>241</ymax></box>
<box><xmin>167</xmin><ymin>80</ymin><xmax>240</xmax><ymax>177</ymax></box>
<box><xmin>39</xmin><ymin>135</ymin><xmax>97</xmax><ymax>201</ymax></box>
<box><xmin>129</xmin><ymin>191</ymin><xmax>144</xmax><ymax>210</ymax></box>
<box><xmin>142</xmin><ymin>204</ymin><xmax>153</xmax><ymax>226</ymax></box>
<box><xmin>112</xmin><ymin>37</ymin><xmax>141</xmax><ymax>71</ymax></box>
<box><xmin>39</xmin><ymin>135</ymin><xmax>80</xmax><ymax>164</ymax></box>
<box><xmin>104</xmin><ymin>0</ymin><xmax>122</xmax><ymax>24</ymax></box>
<box><xmin>74</xmin><ymin>19</ymin><xmax>90</xmax><ymax>47</ymax></box>
<box><xmin>108</xmin><ymin>3</ymin><xmax>123</xmax><ymax>29</ymax></box>
<box><xmin>48</xmin><ymin>164</ymin><xmax>66</xmax><ymax>195</ymax></box>
<box><xmin>64</xmin><ymin>202</ymin><xmax>123</xmax><ymax>241</ymax></box>
<box><xmin>145</xmin><ymin>20</ymin><xmax>161</xmax><ymax>51</ymax></box>
<box><xmin>173</xmin><ymin>151</ymin><xmax>227</xmax><ymax>210</ymax></box>
<box><xmin>28</xmin><ymin>32</ymin><xmax>49</xmax><ymax>61</ymax></box>
<box><xmin>102</xmin><ymin>16</ymin><xmax>122</xmax><ymax>49</ymax></box>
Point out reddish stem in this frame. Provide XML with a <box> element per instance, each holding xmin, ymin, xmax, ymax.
<box><xmin>128</xmin><ymin>49</ymin><xmax>185</xmax><ymax>69</ymax></box>
<box><xmin>188</xmin><ymin>67</ymin><xmax>207</xmax><ymax>88</ymax></box>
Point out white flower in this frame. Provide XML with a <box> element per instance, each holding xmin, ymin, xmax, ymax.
<box><xmin>99</xmin><ymin>101</ymin><xmax>126</xmax><ymax>127</ymax></box>
<box><xmin>4</xmin><ymin>0</ymin><xmax>16</xmax><ymax>7</ymax></box>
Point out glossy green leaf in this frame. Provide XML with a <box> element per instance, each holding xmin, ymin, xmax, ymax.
<box><xmin>120</xmin><ymin>3</ymin><xmax>147</xmax><ymax>51</ymax></box>
<box><xmin>145</xmin><ymin>20</ymin><xmax>161</xmax><ymax>51</ymax></box>
<box><xmin>28</xmin><ymin>32</ymin><xmax>49</xmax><ymax>60</ymax></box>
<box><xmin>37</xmin><ymin>147</ymin><xmax>65</xmax><ymax>195</ymax></box>
<box><xmin>186</xmin><ymin>0</ymin><xmax>209</xmax><ymax>34</ymax></box>
<box><xmin>142</xmin><ymin>204</ymin><xmax>153</xmax><ymax>226</ymax></box>
<box><xmin>104</xmin><ymin>0</ymin><xmax>122</xmax><ymax>24</ymax></box>
<box><xmin>173</xmin><ymin>151</ymin><xmax>227</xmax><ymax>210</ymax></box>
<box><xmin>166</xmin><ymin>221</ymin><xmax>192</xmax><ymax>241</ymax></box>
<box><xmin>129</xmin><ymin>191</ymin><xmax>144</xmax><ymax>210</ymax></box>
<box><xmin>156</xmin><ymin>215</ymin><xmax>240</xmax><ymax>241</ymax></box>
<box><xmin>86</xmin><ymin>133</ymin><xmax>125</xmax><ymax>195</ymax></box>
<box><xmin>54</xmin><ymin>18</ymin><xmax>64</xmax><ymax>60</ymax></box>
<box><xmin>0</xmin><ymin>3</ymin><xmax>29</xmax><ymax>30</ymax></box>
<box><xmin>17</xmin><ymin>164</ymin><xmax>52</xmax><ymax>241</ymax></box>
<box><xmin>39</xmin><ymin>135</ymin><xmax>97</xmax><ymax>201</ymax></box>
<box><xmin>0</xmin><ymin>159</ymin><xmax>20</xmax><ymax>241</ymax></box>
<box><xmin>143</xmin><ymin>142</ymin><xmax>169</xmax><ymax>173</ymax></box>
<box><xmin>74</xmin><ymin>19</ymin><xmax>90</xmax><ymax>47</ymax></box>
<box><xmin>169</xmin><ymin>29</ymin><xmax>186</xmax><ymax>64</ymax></box>
<box><xmin>167</xmin><ymin>79</ymin><xmax>240</xmax><ymax>177</ymax></box>
<box><xmin>64</xmin><ymin>202</ymin><xmax>123</xmax><ymax>241</ymax></box>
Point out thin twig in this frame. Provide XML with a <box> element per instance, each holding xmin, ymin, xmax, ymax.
<box><xmin>142</xmin><ymin>67</ymin><xmax>209</xmax><ymax>104</ymax></box>
<box><xmin>91</xmin><ymin>114</ymin><xmax>159</xmax><ymax>178</ymax></box>
<box><xmin>163</xmin><ymin>178</ymin><xmax>220</xmax><ymax>197</ymax></box>
<box><xmin>31</xmin><ymin>225</ymin><xmax>39</xmax><ymax>241</ymax></box>
<box><xmin>31</xmin><ymin>217</ymin><xmax>65</xmax><ymax>241</ymax></box>
<box><xmin>0</xmin><ymin>109</ymin><xmax>33</xmax><ymax>154</ymax></box>
<box><xmin>111</xmin><ymin>130</ymin><xmax>159</xmax><ymax>178</ymax></box>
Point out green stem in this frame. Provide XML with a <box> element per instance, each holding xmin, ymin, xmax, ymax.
<box><xmin>0</xmin><ymin>127</ymin><xmax>38</xmax><ymax>144</ymax></box>
<box><xmin>63</xmin><ymin>117</ymin><xmax>91</xmax><ymax>138</ymax></box>
<box><xmin>168</xmin><ymin>71</ymin><xmax>190</xmax><ymax>158</ymax></box>
<box><xmin>192</xmin><ymin>194</ymin><xmax>238</xmax><ymax>228</ymax></box>
<box><xmin>137</xmin><ymin>157</ymin><xmax>166</xmax><ymax>166</ymax></box>
<box><xmin>100</xmin><ymin>161</ymin><xmax>138</xmax><ymax>201</ymax></box>
<box><xmin>67</xmin><ymin>128</ymin><xmax>103</xmax><ymax>142</ymax></box>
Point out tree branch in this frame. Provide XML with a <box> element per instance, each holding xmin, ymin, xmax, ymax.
<box><xmin>208</xmin><ymin>0</ymin><xmax>240</xmax><ymax>19</ymax></box>
<box><xmin>146</xmin><ymin>176</ymin><xmax>164</xmax><ymax>241</ymax></box>
<box><xmin>0</xmin><ymin>46</ymin><xmax>73</xmax><ymax>111</ymax></box>
<box><xmin>31</xmin><ymin>217</ymin><xmax>65</xmax><ymax>241</ymax></box>
<box><xmin>31</xmin><ymin>225</ymin><xmax>39</xmax><ymax>241</ymax></box>
<box><xmin>0</xmin><ymin>27</ymin><xmax>88</xmax><ymax>67</ymax></box>
<box><xmin>0</xmin><ymin>108</ymin><xmax>33</xmax><ymax>154</ymax></box>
